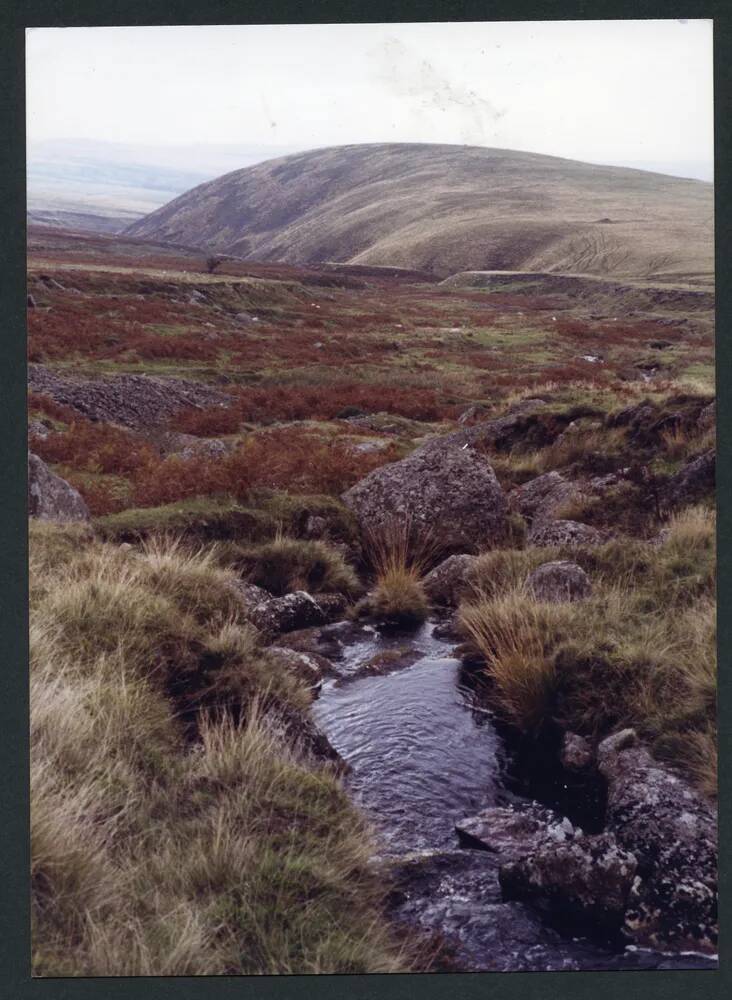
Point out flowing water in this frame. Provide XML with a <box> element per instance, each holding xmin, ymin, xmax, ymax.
<box><xmin>311</xmin><ymin>620</ymin><xmax>716</xmax><ymax>973</ymax></box>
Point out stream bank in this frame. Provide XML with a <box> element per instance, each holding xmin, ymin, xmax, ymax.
<box><xmin>310</xmin><ymin>619</ymin><xmax>717</xmax><ymax>972</ymax></box>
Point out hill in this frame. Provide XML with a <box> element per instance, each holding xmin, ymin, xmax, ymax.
<box><xmin>125</xmin><ymin>143</ymin><xmax>714</xmax><ymax>280</ymax></box>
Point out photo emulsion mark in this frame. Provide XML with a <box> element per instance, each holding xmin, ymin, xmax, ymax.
<box><xmin>25</xmin><ymin>19</ymin><xmax>717</xmax><ymax>975</ymax></box>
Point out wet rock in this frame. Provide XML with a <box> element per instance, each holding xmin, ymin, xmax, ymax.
<box><xmin>265</xmin><ymin>646</ymin><xmax>324</xmax><ymax>693</ymax></box>
<box><xmin>343</xmin><ymin>445</ymin><xmax>508</xmax><ymax>555</ymax></box>
<box><xmin>423</xmin><ymin>554</ymin><xmax>478</xmax><ymax>607</ymax></box>
<box><xmin>510</xmin><ymin>472</ymin><xmax>581</xmax><ymax>526</ymax></box>
<box><xmin>499</xmin><ymin>833</ymin><xmax>637</xmax><ymax>931</ymax></box>
<box><xmin>455</xmin><ymin>802</ymin><xmax>574</xmax><ymax>858</ymax></box>
<box><xmin>527</xmin><ymin>519</ymin><xmax>605</xmax><ymax>548</ymax></box>
<box><xmin>28</xmin><ymin>452</ymin><xmax>89</xmax><ymax>522</ymax></box>
<box><xmin>597</xmin><ymin>729</ymin><xmax>718</xmax><ymax>953</ymax></box>
<box><xmin>560</xmin><ymin>732</ymin><xmax>594</xmax><ymax>772</ymax></box>
<box><xmin>664</xmin><ymin>450</ymin><xmax>715</xmax><ymax>508</ymax></box>
<box><xmin>527</xmin><ymin>561</ymin><xmax>592</xmax><ymax>603</ymax></box>
<box><xmin>248</xmin><ymin>591</ymin><xmax>326</xmax><ymax>636</ymax></box>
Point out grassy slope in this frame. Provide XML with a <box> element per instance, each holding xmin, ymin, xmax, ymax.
<box><xmin>125</xmin><ymin>143</ymin><xmax>714</xmax><ymax>280</ymax></box>
<box><xmin>30</xmin><ymin>523</ymin><xmax>407</xmax><ymax>975</ymax></box>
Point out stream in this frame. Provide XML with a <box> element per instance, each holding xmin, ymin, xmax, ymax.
<box><xmin>311</xmin><ymin>621</ymin><xmax>716</xmax><ymax>973</ymax></box>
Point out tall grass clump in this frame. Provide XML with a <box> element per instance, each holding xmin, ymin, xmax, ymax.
<box><xmin>30</xmin><ymin>522</ymin><xmax>407</xmax><ymax>975</ymax></box>
<box><xmin>358</xmin><ymin>519</ymin><xmax>436</xmax><ymax>627</ymax></box>
<box><xmin>217</xmin><ymin>533</ymin><xmax>360</xmax><ymax>597</ymax></box>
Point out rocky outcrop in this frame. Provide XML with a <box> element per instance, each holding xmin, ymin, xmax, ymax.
<box><xmin>28</xmin><ymin>363</ymin><xmax>230</xmax><ymax>429</ymax></box>
<box><xmin>28</xmin><ymin>452</ymin><xmax>89</xmax><ymax>522</ymax></box>
<box><xmin>499</xmin><ymin>833</ymin><xmax>637</xmax><ymax>930</ymax></box>
<box><xmin>527</xmin><ymin>561</ymin><xmax>592</xmax><ymax>603</ymax></box>
<box><xmin>597</xmin><ymin>729</ymin><xmax>718</xmax><ymax>953</ymax></box>
<box><xmin>265</xmin><ymin>646</ymin><xmax>324</xmax><ymax>693</ymax></box>
<box><xmin>248</xmin><ymin>591</ymin><xmax>327</xmax><ymax>637</ymax></box>
<box><xmin>343</xmin><ymin>444</ymin><xmax>508</xmax><ymax>555</ymax></box>
<box><xmin>456</xmin><ymin>803</ymin><xmax>573</xmax><ymax>859</ymax></box>
<box><xmin>527</xmin><ymin>519</ymin><xmax>604</xmax><ymax>548</ymax></box>
<box><xmin>560</xmin><ymin>732</ymin><xmax>594</xmax><ymax>772</ymax></box>
<box><xmin>423</xmin><ymin>554</ymin><xmax>478</xmax><ymax>607</ymax></box>
<box><xmin>664</xmin><ymin>450</ymin><xmax>715</xmax><ymax>508</ymax></box>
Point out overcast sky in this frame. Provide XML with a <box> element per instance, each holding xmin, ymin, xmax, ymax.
<box><xmin>26</xmin><ymin>20</ymin><xmax>714</xmax><ymax>181</ymax></box>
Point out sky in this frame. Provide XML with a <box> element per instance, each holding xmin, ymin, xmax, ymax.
<box><xmin>26</xmin><ymin>20</ymin><xmax>714</xmax><ymax>181</ymax></box>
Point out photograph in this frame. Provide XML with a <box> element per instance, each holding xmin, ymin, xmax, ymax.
<box><xmin>25</xmin><ymin>18</ymin><xmax>717</xmax><ymax>976</ymax></box>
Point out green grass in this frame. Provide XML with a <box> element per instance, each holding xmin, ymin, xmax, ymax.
<box><xmin>217</xmin><ymin>535</ymin><xmax>361</xmax><ymax>598</ymax></box>
<box><xmin>30</xmin><ymin>521</ymin><xmax>407</xmax><ymax>976</ymax></box>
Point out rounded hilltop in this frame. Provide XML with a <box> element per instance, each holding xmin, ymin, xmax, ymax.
<box><xmin>126</xmin><ymin>142</ymin><xmax>713</xmax><ymax>280</ymax></box>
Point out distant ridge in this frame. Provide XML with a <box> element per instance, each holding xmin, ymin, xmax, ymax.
<box><xmin>126</xmin><ymin>143</ymin><xmax>714</xmax><ymax>280</ymax></box>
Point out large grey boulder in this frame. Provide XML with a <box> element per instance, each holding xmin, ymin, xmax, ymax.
<box><xmin>499</xmin><ymin>833</ymin><xmax>637</xmax><ymax>930</ymax></box>
<box><xmin>598</xmin><ymin>729</ymin><xmax>718</xmax><ymax>953</ymax></box>
<box><xmin>456</xmin><ymin>803</ymin><xmax>573</xmax><ymax>859</ymax></box>
<box><xmin>423</xmin><ymin>554</ymin><xmax>479</xmax><ymax>607</ymax></box>
<box><xmin>527</xmin><ymin>519</ymin><xmax>604</xmax><ymax>548</ymax></box>
<box><xmin>342</xmin><ymin>445</ymin><xmax>508</xmax><ymax>555</ymax></box>
<box><xmin>527</xmin><ymin>561</ymin><xmax>592</xmax><ymax>603</ymax></box>
<box><xmin>248</xmin><ymin>591</ymin><xmax>326</xmax><ymax>637</ymax></box>
<box><xmin>28</xmin><ymin>452</ymin><xmax>89</xmax><ymax>522</ymax></box>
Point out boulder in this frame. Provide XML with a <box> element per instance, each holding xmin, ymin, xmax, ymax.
<box><xmin>527</xmin><ymin>561</ymin><xmax>592</xmax><ymax>603</ymax></box>
<box><xmin>499</xmin><ymin>833</ymin><xmax>637</xmax><ymax>930</ymax></box>
<box><xmin>527</xmin><ymin>519</ymin><xmax>604</xmax><ymax>548</ymax></box>
<box><xmin>423</xmin><ymin>554</ymin><xmax>478</xmax><ymax>607</ymax></box>
<box><xmin>28</xmin><ymin>420</ymin><xmax>50</xmax><ymax>440</ymax></box>
<box><xmin>455</xmin><ymin>803</ymin><xmax>574</xmax><ymax>859</ymax></box>
<box><xmin>560</xmin><ymin>732</ymin><xmax>595</xmax><ymax>772</ymax></box>
<box><xmin>27</xmin><ymin>452</ymin><xmax>89</xmax><ymax>522</ymax></box>
<box><xmin>248</xmin><ymin>591</ymin><xmax>326</xmax><ymax>637</ymax></box>
<box><xmin>597</xmin><ymin>729</ymin><xmax>718</xmax><ymax>952</ymax></box>
<box><xmin>343</xmin><ymin>445</ymin><xmax>508</xmax><ymax>555</ymax></box>
<box><xmin>664</xmin><ymin>450</ymin><xmax>715</xmax><ymax>508</ymax></box>
<box><xmin>265</xmin><ymin>646</ymin><xmax>324</xmax><ymax>692</ymax></box>
<box><xmin>510</xmin><ymin>472</ymin><xmax>581</xmax><ymax>526</ymax></box>
<box><xmin>458</xmin><ymin>404</ymin><xmax>489</xmax><ymax>425</ymax></box>
<box><xmin>312</xmin><ymin>593</ymin><xmax>349</xmax><ymax>623</ymax></box>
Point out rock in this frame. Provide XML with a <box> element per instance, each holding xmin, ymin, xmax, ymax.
<box><xmin>507</xmin><ymin>398</ymin><xmax>549</xmax><ymax>415</ymax></box>
<box><xmin>423</xmin><ymin>554</ymin><xmax>478</xmax><ymax>607</ymax></box>
<box><xmin>597</xmin><ymin>729</ymin><xmax>718</xmax><ymax>952</ymax></box>
<box><xmin>560</xmin><ymin>733</ymin><xmax>595</xmax><ymax>772</ymax></box>
<box><xmin>27</xmin><ymin>452</ymin><xmax>89</xmax><ymax>522</ymax></box>
<box><xmin>527</xmin><ymin>519</ymin><xmax>604</xmax><ymax>548</ymax></box>
<box><xmin>527</xmin><ymin>561</ymin><xmax>592</xmax><ymax>603</ymax></box>
<box><xmin>510</xmin><ymin>472</ymin><xmax>581</xmax><ymax>526</ymax></box>
<box><xmin>27</xmin><ymin>294</ymin><xmax>36</xmax><ymax>308</ymax></box>
<box><xmin>455</xmin><ymin>803</ymin><xmax>574</xmax><ymax>859</ymax></box>
<box><xmin>499</xmin><ymin>833</ymin><xmax>637</xmax><ymax>930</ymax></box>
<box><xmin>343</xmin><ymin>445</ymin><xmax>508</xmax><ymax>556</ymax></box>
<box><xmin>27</xmin><ymin>363</ymin><xmax>231</xmax><ymax>430</ymax></box>
<box><xmin>158</xmin><ymin>432</ymin><xmax>232</xmax><ymax>460</ymax></box>
<box><xmin>234</xmin><ymin>311</ymin><xmax>258</xmax><ymax>324</ymax></box>
<box><xmin>664</xmin><ymin>450</ymin><xmax>715</xmax><ymax>507</ymax></box>
<box><xmin>248</xmin><ymin>591</ymin><xmax>326</xmax><ymax>637</ymax></box>
<box><xmin>265</xmin><ymin>646</ymin><xmax>324</xmax><ymax>692</ymax></box>
<box><xmin>458</xmin><ymin>404</ymin><xmax>489</xmax><ymax>425</ymax></box>
<box><xmin>313</xmin><ymin>593</ymin><xmax>349</xmax><ymax>623</ymax></box>
<box><xmin>698</xmin><ymin>400</ymin><xmax>715</xmax><ymax>432</ymax></box>
<box><xmin>28</xmin><ymin>420</ymin><xmax>50</xmax><ymax>440</ymax></box>
<box><xmin>349</xmin><ymin>437</ymin><xmax>391</xmax><ymax>454</ymax></box>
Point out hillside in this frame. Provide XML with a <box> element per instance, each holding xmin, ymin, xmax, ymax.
<box><xmin>125</xmin><ymin>143</ymin><xmax>714</xmax><ymax>280</ymax></box>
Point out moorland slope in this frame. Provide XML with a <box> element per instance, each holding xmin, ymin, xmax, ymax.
<box><xmin>125</xmin><ymin>143</ymin><xmax>714</xmax><ymax>280</ymax></box>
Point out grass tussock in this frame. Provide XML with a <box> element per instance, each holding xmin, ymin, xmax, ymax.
<box><xmin>31</xmin><ymin>522</ymin><xmax>407</xmax><ymax>974</ymax></box>
<box><xmin>216</xmin><ymin>534</ymin><xmax>360</xmax><ymax>597</ymax></box>
<box><xmin>459</xmin><ymin>506</ymin><xmax>716</xmax><ymax>792</ymax></box>
<box><xmin>357</xmin><ymin>520</ymin><xmax>435</xmax><ymax>627</ymax></box>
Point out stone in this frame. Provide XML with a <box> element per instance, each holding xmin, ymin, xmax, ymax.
<box><xmin>560</xmin><ymin>732</ymin><xmax>594</xmax><ymax>772</ymax></box>
<box><xmin>458</xmin><ymin>404</ymin><xmax>489</xmax><ymax>425</ymax></box>
<box><xmin>265</xmin><ymin>646</ymin><xmax>324</xmax><ymax>692</ymax></box>
<box><xmin>313</xmin><ymin>593</ymin><xmax>349</xmax><ymax>623</ymax></box>
<box><xmin>499</xmin><ymin>833</ymin><xmax>638</xmax><ymax>930</ymax></box>
<box><xmin>248</xmin><ymin>591</ymin><xmax>326</xmax><ymax>637</ymax></box>
<box><xmin>527</xmin><ymin>561</ymin><xmax>592</xmax><ymax>603</ymax></box>
<box><xmin>527</xmin><ymin>519</ymin><xmax>604</xmax><ymax>548</ymax></box>
<box><xmin>455</xmin><ymin>803</ymin><xmax>575</xmax><ymax>860</ymax></box>
<box><xmin>664</xmin><ymin>450</ymin><xmax>715</xmax><ymax>508</ymax></box>
<box><xmin>423</xmin><ymin>554</ymin><xmax>478</xmax><ymax>607</ymax></box>
<box><xmin>28</xmin><ymin>420</ymin><xmax>50</xmax><ymax>440</ymax></box>
<box><xmin>27</xmin><ymin>452</ymin><xmax>89</xmax><ymax>522</ymax></box>
<box><xmin>597</xmin><ymin>729</ymin><xmax>718</xmax><ymax>953</ymax></box>
<box><xmin>510</xmin><ymin>472</ymin><xmax>581</xmax><ymax>526</ymax></box>
<box><xmin>27</xmin><ymin>293</ymin><xmax>36</xmax><ymax>308</ymax></box>
<box><xmin>343</xmin><ymin>445</ymin><xmax>508</xmax><ymax>556</ymax></box>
